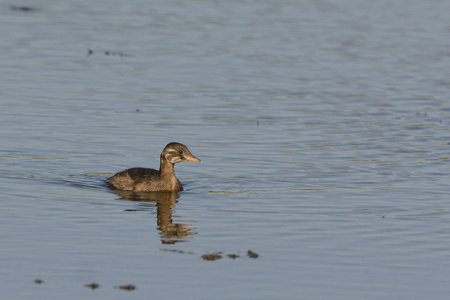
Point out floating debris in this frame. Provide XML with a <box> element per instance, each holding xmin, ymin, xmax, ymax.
<box><xmin>84</xmin><ymin>282</ymin><xmax>100</xmax><ymax>289</ymax></box>
<box><xmin>162</xmin><ymin>248</ymin><xmax>258</xmax><ymax>261</ymax></box>
<box><xmin>160</xmin><ymin>248</ymin><xmax>195</xmax><ymax>255</ymax></box>
<box><xmin>115</xmin><ymin>284</ymin><xmax>137</xmax><ymax>291</ymax></box>
<box><xmin>247</xmin><ymin>250</ymin><xmax>259</xmax><ymax>259</ymax></box>
<box><xmin>87</xmin><ymin>48</ymin><xmax>135</xmax><ymax>58</ymax></box>
<box><xmin>34</xmin><ymin>279</ymin><xmax>43</xmax><ymax>284</ymax></box>
<box><xmin>10</xmin><ymin>5</ymin><xmax>36</xmax><ymax>11</ymax></box>
<box><xmin>201</xmin><ymin>252</ymin><xmax>223</xmax><ymax>261</ymax></box>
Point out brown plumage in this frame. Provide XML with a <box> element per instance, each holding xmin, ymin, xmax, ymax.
<box><xmin>106</xmin><ymin>142</ymin><xmax>200</xmax><ymax>192</ymax></box>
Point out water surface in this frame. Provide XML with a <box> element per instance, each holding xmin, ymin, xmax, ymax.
<box><xmin>1</xmin><ymin>0</ymin><xmax>450</xmax><ymax>299</ymax></box>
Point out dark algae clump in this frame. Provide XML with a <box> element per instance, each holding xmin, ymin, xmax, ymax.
<box><xmin>201</xmin><ymin>250</ymin><xmax>259</xmax><ymax>261</ymax></box>
<box><xmin>85</xmin><ymin>283</ymin><xmax>100</xmax><ymax>289</ymax></box>
<box><xmin>115</xmin><ymin>284</ymin><xmax>137</xmax><ymax>291</ymax></box>
<box><xmin>247</xmin><ymin>250</ymin><xmax>259</xmax><ymax>259</ymax></box>
<box><xmin>202</xmin><ymin>252</ymin><xmax>223</xmax><ymax>261</ymax></box>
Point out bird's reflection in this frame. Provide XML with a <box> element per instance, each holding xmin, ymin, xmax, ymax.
<box><xmin>112</xmin><ymin>190</ymin><xmax>197</xmax><ymax>244</ymax></box>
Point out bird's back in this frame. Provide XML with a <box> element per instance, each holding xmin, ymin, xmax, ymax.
<box><xmin>106</xmin><ymin>167</ymin><xmax>160</xmax><ymax>191</ymax></box>
<box><xmin>106</xmin><ymin>167</ymin><xmax>182</xmax><ymax>192</ymax></box>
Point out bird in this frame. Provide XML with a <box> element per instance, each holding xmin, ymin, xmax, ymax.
<box><xmin>106</xmin><ymin>142</ymin><xmax>200</xmax><ymax>192</ymax></box>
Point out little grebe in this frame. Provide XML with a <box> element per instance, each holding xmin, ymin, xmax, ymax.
<box><xmin>106</xmin><ymin>142</ymin><xmax>200</xmax><ymax>192</ymax></box>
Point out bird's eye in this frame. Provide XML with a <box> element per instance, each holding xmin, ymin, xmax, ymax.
<box><xmin>179</xmin><ymin>150</ymin><xmax>183</xmax><ymax>154</ymax></box>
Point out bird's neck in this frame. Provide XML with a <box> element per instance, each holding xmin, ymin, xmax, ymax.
<box><xmin>160</xmin><ymin>156</ymin><xmax>176</xmax><ymax>177</ymax></box>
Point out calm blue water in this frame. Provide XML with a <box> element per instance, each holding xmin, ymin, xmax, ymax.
<box><xmin>1</xmin><ymin>0</ymin><xmax>450</xmax><ymax>299</ymax></box>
